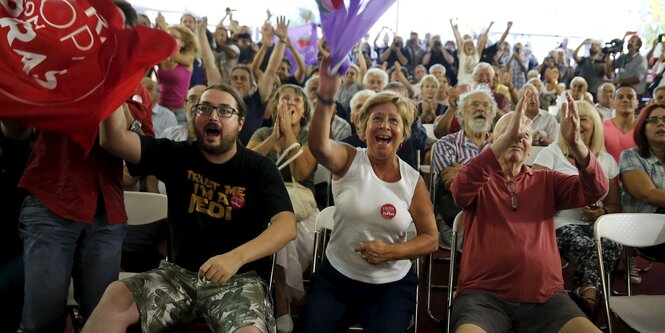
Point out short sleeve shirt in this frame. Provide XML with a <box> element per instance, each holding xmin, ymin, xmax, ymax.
<box><xmin>620</xmin><ymin>147</ymin><xmax>664</xmax><ymax>213</ymax></box>
<box><xmin>128</xmin><ymin>138</ymin><xmax>292</xmax><ymax>273</ymax></box>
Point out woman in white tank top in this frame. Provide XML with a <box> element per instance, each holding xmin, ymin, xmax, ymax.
<box><xmin>300</xmin><ymin>56</ymin><xmax>438</xmax><ymax>333</ymax></box>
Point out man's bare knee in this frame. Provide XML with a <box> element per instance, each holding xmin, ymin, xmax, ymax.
<box><xmin>558</xmin><ymin>316</ymin><xmax>601</xmax><ymax>333</ymax></box>
<box><xmin>82</xmin><ymin>281</ymin><xmax>140</xmax><ymax>333</ymax></box>
<box><xmin>233</xmin><ymin>325</ymin><xmax>261</xmax><ymax>333</ymax></box>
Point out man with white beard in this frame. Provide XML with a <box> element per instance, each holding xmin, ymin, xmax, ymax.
<box><xmin>520</xmin><ymin>84</ymin><xmax>559</xmax><ymax>146</ymax></box>
<box><xmin>431</xmin><ymin>89</ymin><xmax>496</xmax><ymax>248</ymax></box>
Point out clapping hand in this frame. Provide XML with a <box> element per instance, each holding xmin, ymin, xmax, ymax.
<box><xmin>560</xmin><ymin>92</ymin><xmax>590</xmax><ymax>164</ymax></box>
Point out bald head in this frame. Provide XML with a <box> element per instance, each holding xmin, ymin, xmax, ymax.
<box><xmin>141</xmin><ymin>77</ymin><xmax>159</xmax><ymax>103</ymax></box>
<box><xmin>186</xmin><ymin>85</ymin><xmax>207</xmax><ymax>119</ymax></box>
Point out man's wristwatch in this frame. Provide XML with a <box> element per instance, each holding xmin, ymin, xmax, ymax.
<box><xmin>129</xmin><ymin>119</ymin><xmax>143</xmax><ymax>135</ymax></box>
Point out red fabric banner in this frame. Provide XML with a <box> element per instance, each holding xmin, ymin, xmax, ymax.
<box><xmin>0</xmin><ymin>0</ymin><xmax>176</xmax><ymax>151</ymax></box>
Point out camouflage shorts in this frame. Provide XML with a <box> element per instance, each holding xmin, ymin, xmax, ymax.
<box><xmin>122</xmin><ymin>261</ymin><xmax>275</xmax><ymax>333</ymax></box>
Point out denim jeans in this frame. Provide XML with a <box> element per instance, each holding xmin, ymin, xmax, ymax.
<box><xmin>19</xmin><ymin>195</ymin><xmax>126</xmax><ymax>333</ymax></box>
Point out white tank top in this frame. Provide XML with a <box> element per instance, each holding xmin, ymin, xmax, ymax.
<box><xmin>326</xmin><ymin>148</ymin><xmax>419</xmax><ymax>284</ymax></box>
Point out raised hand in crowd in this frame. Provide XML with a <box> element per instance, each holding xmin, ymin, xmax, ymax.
<box><xmin>492</xmin><ymin>88</ymin><xmax>533</xmax><ymax>158</ymax></box>
<box><xmin>155</xmin><ymin>12</ymin><xmax>167</xmax><ymax>30</ymax></box>
<box><xmin>274</xmin><ymin>16</ymin><xmax>289</xmax><ymax>41</ymax></box>
<box><xmin>560</xmin><ymin>92</ymin><xmax>590</xmax><ymax>166</ymax></box>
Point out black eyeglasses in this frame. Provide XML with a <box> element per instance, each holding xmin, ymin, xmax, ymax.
<box><xmin>506</xmin><ymin>181</ymin><xmax>518</xmax><ymax>211</ymax></box>
<box><xmin>646</xmin><ymin>116</ymin><xmax>665</xmax><ymax>125</ymax></box>
<box><xmin>195</xmin><ymin>103</ymin><xmax>239</xmax><ymax>118</ymax></box>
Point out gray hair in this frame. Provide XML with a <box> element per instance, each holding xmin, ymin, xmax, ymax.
<box><xmin>363</xmin><ymin>68</ymin><xmax>389</xmax><ymax>89</ymax></box>
<box><xmin>472</xmin><ymin>62</ymin><xmax>495</xmax><ymax>83</ymax></box>
<box><xmin>429</xmin><ymin>64</ymin><xmax>446</xmax><ymax>75</ymax></box>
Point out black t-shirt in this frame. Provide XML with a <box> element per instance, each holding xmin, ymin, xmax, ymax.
<box><xmin>427</xmin><ymin>49</ymin><xmax>458</xmax><ymax>86</ymax></box>
<box><xmin>128</xmin><ymin>137</ymin><xmax>293</xmax><ymax>275</ymax></box>
<box><xmin>0</xmin><ymin>130</ymin><xmax>32</xmax><ymax>261</ymax></box>
<box><xmin>480</xmin><ymin>43</ymin><xmax>499</xmax><ymax>65</ymax></box>
<box><xmin>239</xmin><ymin>91</ymin><xmax>266</xmax><ymax>146</ymax></box>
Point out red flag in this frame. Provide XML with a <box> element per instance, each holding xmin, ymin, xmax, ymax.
<box><xmin>0</xmin><ymin>0</ymin><xmax>176</xmax><ymax>152</ymax></box>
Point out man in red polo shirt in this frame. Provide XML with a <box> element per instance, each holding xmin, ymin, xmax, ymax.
<box><xmin>17</xmin><ymin>2</ymin><xmax>156</xmax><ymax>331</ymax></box>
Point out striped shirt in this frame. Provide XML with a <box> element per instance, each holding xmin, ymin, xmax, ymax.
<box><xmin>432</xmin><ymin>130</ymin><xmax>489</xmax><ymax>175</ymax></box>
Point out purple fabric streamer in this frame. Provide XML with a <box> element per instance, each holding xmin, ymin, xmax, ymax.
<box><xmin>317</xmin><ymin>0</ymin><xmax>396</xmax><ymax>76</ymax></box>
<box><xmin>284</xmin><ymin>23</ymin><xmax>319</xmax><ymax>76</ymax></box>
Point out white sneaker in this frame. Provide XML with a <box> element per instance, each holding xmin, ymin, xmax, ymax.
<box><xmin>276</xmin><ymin>314</ymin><xmax>293</xmax><ymax>333</ymax></box>
<box><xmin>629</xmin><ymin>256</ymin><xmax>642</xmax><ymax>285</ymax></box>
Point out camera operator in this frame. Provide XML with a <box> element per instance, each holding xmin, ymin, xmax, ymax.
<box><xmin>573</xmin><ymin>39</ymin><xmax>605</xmax><ymax>101</ymax></box>
<box><xmin>423</xmin><ymin>36</ymin><xmax>458</xmax><ymax>86</ymax></box>
<box><xmin>604</xmin><ymin>34</ymin><xmax>648</xmax><ymax>98</ymax></box>
<box><xmin>379</xmin><ymin>35</ymin><xmax>411</xmax><ymax>69</ymax></box>
<box><xmin>405</xmin><ymin>32</ymin><xmax>426</xmax><ymax>73</ymax></box>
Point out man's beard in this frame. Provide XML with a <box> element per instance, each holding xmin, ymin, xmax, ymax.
<box><xmin>468</xmin><ymin>116</ymin><xmax>491</xmax><ymax>134</ymax></box>
<box><xmin>195</xmin><ymin>127</ymin><xmax>235</xmax><ymax>155</ymax></box>
<box><xmin>589</xmin><ymin>49</ymin><xmax>599</xmax><ymax>56</ymax></box>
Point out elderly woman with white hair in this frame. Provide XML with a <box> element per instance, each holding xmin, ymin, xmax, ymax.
<box><xmin>568</xmin><ymin>76</ymin><xmax>594</xmax><ymax>103</ymax></box>
<box><xmin>450</xmin><ymin>91</ymin><xmax>606</xmax><ymax>333</ymax></box>
<box><xmin>533</xmin><ymin>100</ymin><xmax>622</xmax><ymax>316</ymax></box>
<box><xmin>362</xmin><ymin>67</ymin><xmax>389</xmax><ymax>93</ymax></box>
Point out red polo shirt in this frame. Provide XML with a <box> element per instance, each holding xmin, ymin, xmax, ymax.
<box><xmin>19</xmin><ymin>85</ymin><xmax>155</xmax><ymax>224</ymax></box>
<box><xmin>451</xmin><ymin>148</ymin><xmax>608</xmax><ymax>303</ymax></box>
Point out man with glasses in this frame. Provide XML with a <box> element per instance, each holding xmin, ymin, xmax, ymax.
<box><xmin>162</xmin><ymin>85</ymin><xmax>207</xmax><ymax>142</ymax></box>
<box><xmin>431</xmin><ymin>90</ymin><xmax>496</xmax><ymax>249</ymax></box>
<box><xmin>83</xmin><ymin>83</ymin><xmax>297</xmax><ymax>333</ymax></box>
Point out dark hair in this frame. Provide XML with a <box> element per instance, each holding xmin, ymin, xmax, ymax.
<box><xmin>281</xmin><ymin>58</ymin><xmax>292</xmax><ymax>73</ymax></box>
<box><xmin>234</xmin><ymin>32</ymin><xmax>252</xmax><ymax>40</ymax></box>
<box><xmin>201</xmin><ymin>83</ymin><xmax>248</xmax><ymax>119</ymax></box>
<box><xmin>616</xmin><ymin>83</ymin><xmax>634</xmax><ymax>90</ymax></box>
<box><xmin>634</xmin><ymin>103</ymin><xmax>665</xmax><ymax>158</ymax></box>
<box><xmin>114</xmin><ymin>0</ymin><xmax>137</xmax><ymax>27</ymax></box>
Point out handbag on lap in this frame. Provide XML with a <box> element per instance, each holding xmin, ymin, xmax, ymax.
<box><xmin>276</xmin><ymin>143</ymin><xmax>317</xmax><ymax>221</ymax></box>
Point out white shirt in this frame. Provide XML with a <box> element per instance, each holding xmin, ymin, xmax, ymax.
<box><xmin>533</xmin><ymin>143</ymin><xmax>618</xmax><ymax>229</ymax></box>
<box><xmin>327</xmin><ymin>148</ymin><xmax>418</xmax><ymax>283</ymax></box>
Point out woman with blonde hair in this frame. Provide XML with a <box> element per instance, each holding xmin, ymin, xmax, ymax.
<box><xmin>417</xmin><ymin>74</ymin><xmax>446</xmax><ymax>124</ymax></box>
<box><xmin>533</xmin><ymin>100</ymin><xmax>622</xmax><ymax>315</ymax></box>
<box><xmin>301</xmin><ymin>55</ymin><xmax>438</xmax><ymax>332</ymax></box>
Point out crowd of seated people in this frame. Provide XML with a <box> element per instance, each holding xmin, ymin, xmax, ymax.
<box><xmin>2</xmin><ymin>1</ymin><xmax>665</xmax><ymax>332</ymax></box>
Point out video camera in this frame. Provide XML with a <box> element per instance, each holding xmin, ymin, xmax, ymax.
<box><xmin>602</xmin><ymin>39</ymin><xmax>624</xmax><ymax>55</ymax></box>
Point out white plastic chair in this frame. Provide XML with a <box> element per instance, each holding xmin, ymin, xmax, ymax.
<box><xmin>425</xmin><ymin>168</ymin><xmax>449</xmax><ymax>323</ymax></box>
<box><xmin>423</xmin><ymin>123</ymin><xmax>437</xmax><ymax>141</ymax></box>
<box><xmin>119</xmin><ymin>191</ymin><xmax>168</xmax><ymax>280</ymax></box>
<box><xmin>444</xmin><ymin>212</ymin><xmax>464</xmax><ymax>333</ymax></box>
<box><xmin>310</xmin><ymin>206</ymin><xmax>420</xmax><ymax>332</ymax></box>
<box><xmin>595</xmin><ymin>213</ymin><xmax>665</xmax><ymax>333</ymax></box>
